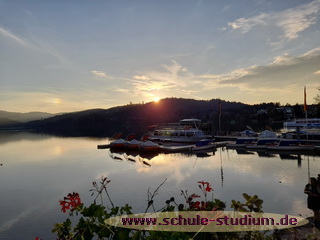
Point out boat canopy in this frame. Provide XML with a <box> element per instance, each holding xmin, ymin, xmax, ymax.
<box><xmin>240</xmin><ymin>130</ymin><xmax>256</xmax><ymax>137</ymax></box>
<box><xmin>259</xmin><ymin>130</ymin><xmax>278</xmax><ymax>138</ymax></box>
<box><xmin>179</xmin><ymin>119</ymin><xmax>202</xmax><ymax>128</ymax></box>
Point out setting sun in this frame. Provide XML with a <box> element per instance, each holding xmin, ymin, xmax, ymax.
<box><xmin>153</xmin><ymin>97</ymin><xmax>160</xmax><ymax>102</ymax></box>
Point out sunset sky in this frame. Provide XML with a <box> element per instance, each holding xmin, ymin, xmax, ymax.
<box><xmin>1</xmin><ymin>0</ymin><xmax>320</xmax><ymax>113</ymax></box>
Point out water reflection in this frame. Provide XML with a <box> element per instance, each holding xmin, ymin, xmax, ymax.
<box><xmin>0</xmin><ymin>132</ymin><xmax>320</xmax><ymax>239</ymax></box>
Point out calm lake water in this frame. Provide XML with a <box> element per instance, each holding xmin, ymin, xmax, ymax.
<box><xmin>0</xmin><ymin>131</ymin><xmax>320</xmax><ymax>239</ymax></box>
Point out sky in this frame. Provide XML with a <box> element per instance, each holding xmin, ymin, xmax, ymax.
<box><xmin>1</xmin><ymin>0</ymin><xmax>320</xmax><ymax>113</ymax></box>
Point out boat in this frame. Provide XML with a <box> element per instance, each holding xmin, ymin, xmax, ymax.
<box><xmin>246</xmin><ymin>138</ymin><xmax>280</xmax><ymax>149</ymax></box>
<box><xmin>140</xmin><ymin>140</ymin><xmax>160</xmax><ymax>152</ymax></box>
<box><xmin>126</xmin><ymin>139</ymin><xmax>141</xmax><ymax>150</ymax></box>
<box><xmin>283</xmin><ymin>118</ymin><xmax>320</xmax><ymax>129</ymax></box>
<box><xmin>281</xmin><ymin>129</ymin><xmax>320</xmax><ymax>144</ymax></box>
<box><xmin>126</xmin><ymin>133</ymin><xmax>137</xmax><ymax>141</ymax></box>
<box><xmin>191</xmin><ymin>139</ymin><xmax>216</xmax><ymax>151</ymax></box>
<box><xmin>141</xmin><ymin>133</ymin><xmax>150</xmax><ymax>141</ymax></box>
<box><xmin>147</xmin><ymin>119</ymin><xmax>208</xmax><ymax>143</ymax></box>
<box><xmin>240</xmin><ymin>129</ymin><xmax>256</xmax><ymax>137</ymax></box>
<box><xmin>246</xmin><ymin>130</ymin><xmax>279</xmax><ymax>149</ymax></box>
<box><xmin>110</xmin><ymin>139</ymin><xmax>127</xmax><ymax>149</ymax></box>
<box><xmin>112</xmin><ymin>132</ymin><xmax>123</xmax><ymax>139</ymax></box>
<box><xmin>226</xmin><ymin>138</ymin><xmax>256</xmax><ymax>148</ymax></box>
<box><xmin>159</xmin><ymin>144</ymin><xmax>194</xmax><ymax>153</ymax></box>
<box><xmin>266</xmin><ymin>139</ymin><xmax>315</xmax><ymax>151</ymax></box>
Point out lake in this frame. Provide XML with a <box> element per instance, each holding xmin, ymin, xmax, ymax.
<box><xmin>0</xmin><ymin>131</ymin><xmax>319</xmax><ymax>239</ymax></box>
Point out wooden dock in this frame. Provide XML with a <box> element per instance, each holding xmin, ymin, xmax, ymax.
<box><xmin>97</xmin><ymin>144</ymin><xmax>111</xmax><ymax>149</ymax></box>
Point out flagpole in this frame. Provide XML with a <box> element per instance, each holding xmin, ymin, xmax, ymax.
<box><xmin>304</xmin><ymin>86</ymin><xmax>308</xmax><ymax>120</ymax></box>
<box><xmin>218</xmin><ymin>99</ymin><xmax>221</xmax><ymax>135</ymax></box>
<box><xmin>304</xmin><ymin>86</ymin><xmax>308</xmax><ymax>142</ymax></box>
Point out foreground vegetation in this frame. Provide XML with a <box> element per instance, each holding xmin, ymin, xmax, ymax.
<box><xmin>50</xmin><ymin>176</ymin><xmax>314</xmax><ymax>240</ymax></box>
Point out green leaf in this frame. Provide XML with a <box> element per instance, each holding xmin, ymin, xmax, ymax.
<box><xmin>110</xmin><ymin>206</ymin><xmax>120</xmax><ymax>215</ymax></box>
<box><xmin>120</xmin><ymin>204</ymin><xmax>132</xmax><ymax>215</ymax></box>
<box><xmin>243</xmin><ymin>193</ymin><xmax>251</xmax><ymax>201</ymax></box>
<box><xmin>255</xmin><ymin>199</ymin><xmax>263</xmax><ymax>208</ymax></box>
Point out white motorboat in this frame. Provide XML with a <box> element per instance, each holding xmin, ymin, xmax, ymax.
<box><xmin>147</xmin><ymin>119</ymin><xmax>208</xmax><ymax>143</ymax></box>
<box><xmin>246</xmin><ymin>130</ymin><xmax>279</xmax><ymax>149</ymax></box>
<box><xmin>284</xmin><ymin>118</ymin><xmax>320</xmax><ymax>129</ymax></box>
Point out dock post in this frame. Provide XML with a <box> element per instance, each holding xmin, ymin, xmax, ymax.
<box><xmin>296</xmin><ymin>126</ymin><xmax>300</xmax><ymax>140</ymax></box>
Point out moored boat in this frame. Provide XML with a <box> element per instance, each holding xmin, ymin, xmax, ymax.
<box><xmin>266</xmin><ymin>139</ymin><xmax>315</xmax><ymax>151</ymax></box>
<box><xmin>284</xmin><ymin>118</ymin><xmax>320</xmax><ymax>129</ymax></box>
<box><xmin>126</xmin><ymin>133</ymin><xmax>137</xmax><ymax>141</ymax></box>
<box><xmin>245</xmin><ymin>130</ymin><xmax>279</xmax><ymax>149</ymax></box>
<box><xmin>112</xmin><ymin>132</ymin><xmax>123</xmax><ymax>139</ymax></box>
<box><xmin>126</xmin><ymin>139</ymin><xmax>141</xmax><ymax>150</ymax></box>
<box><xmin>159</xmin><ymin>144</ymin><xmax>194</xmax><ymax>153</ymax></box>
<box><xmin>140</xmin><ymin>140</ymin><xmax>160</xmax><ymax>152</ymax></box>
<box><xmin>147</xmin><ymin>119</ymin><xmax>208</xmax><ymax>143</ymax></box>
<box><xmin>191</xmin><ymin>139</ymin><xmax>216</xmax><ymax>151</ymax></box>
<box><xmin>246</xmin><ymin>138</ymin><xmax>280</xmax><ymax>149</ymax></box>
<box><xmin>110</xmin><ymin>139</ymin><xmax>127</xmax><ymax>149</ymax></box>
<box><xmin>226</xmin><ymin>138</ymin><xmax>256</xmax><ymax>148</ymax></box>
<box><xmin>141</xmin><ymin>133</ymin><xmax>150</xmax><ymax>141</ymax></box>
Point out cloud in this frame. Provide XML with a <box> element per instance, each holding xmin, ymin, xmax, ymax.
<box><xmin>161</xmin><ymin>60</ymin><xmax>188</xmax><ymax>75</ymax></box>
<box><xmin>113</xmin><ymin>88</ymin><xmax>131</xmax><ymax>94</ymax></box>
<box><xmin>200</xmin><ymin>48</ymin><xmax>320</xmax><ymax>91</ymax></box>
<box><xmin>0</xmin><ymin>89</ymin><xmax>115</xmax><ymax>113</ymax></box>
<box><xmin>133</xmin><ymin>75</ymin><xmax>150</xmax><ymax>81</ymax></box>
<box><xmin>277</xmin><ymin>1</ymin><xmax>320</xmax><ymax>40</ymax></box>
<box><xmin>228</xmin><ymin>1</ymin><xmax>320</xmax><ymax>41</ymax></box>
<box><xmin>117</xmin><ymin>48</ymin><xmax>320</xmax><ymax>104</ymax></box>
<box><xmin>0</xmin><ymin>27</ymin><xmax>28</xmax><ymax>46</ymax></box>
<box><xmin>91</xmin><ymin>70</ymin><xmax>112</xmax><ymax>79</ymax></box>
<box><xmin>0</xmin><ymin>26</ymin><xmax>77</xmax><ymax>71</ymax></box>
<box><xmin>228</xmin><ymin>13</ymin><xmax>269</xmax><ymax>33</ymax></box>
<box><xmin>127</xmin><ymin>61</ymin><xmax>199</xmax><ymax>99</ymax></box>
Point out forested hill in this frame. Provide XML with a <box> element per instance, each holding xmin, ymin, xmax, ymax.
<box><xmin>0</xmin><ymin>98</ymin><xmax>296</xmax><ymax>136</ymax></box>
<box><xmin>0</xmin><ymin>110</ymin><xmax>55</xmax><ymax>128</ymax></box>
<box><xmin>24</xmin><ymin>98</ymin><xmax>282</xmax><ymax>137</ymax></box>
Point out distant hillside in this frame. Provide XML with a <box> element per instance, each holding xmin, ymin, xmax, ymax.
<box><xmin>25</xmin><ymin>98</ymin><xmax>257</xmax><ymax>137</ymax></box>
<box><xmin>0</xmin><ymin>98</ymin><xmax>310</xmax><ymax>136</ymax></box>
<box><xmin>0</xmin><ymin>110</ymin><xmax>55</xmax><ymax>127</ymax></box>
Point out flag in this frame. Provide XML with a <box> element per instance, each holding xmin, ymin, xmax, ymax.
<box><xmin>304</xmin><ymin>86</ymin><xmax>307</xmax><ymax>112</ymax></box>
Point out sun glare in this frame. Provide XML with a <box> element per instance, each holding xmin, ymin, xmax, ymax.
<box><xmin>153</xmin><ymin>97</ymin><xmax>160</xmax><ymax>102</ymax></box>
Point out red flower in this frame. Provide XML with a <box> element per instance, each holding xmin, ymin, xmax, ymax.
<box><xmin>205</xmin><ymin>183</ymin><xmax>213</xmax><ymax>192</ymax></box>
<box><xmin>193</xmin><ymin>201</ymin><xmax>201</xmax><ymax>209</ymax></box>
<box><xmin>198</xmin><ymin>181</ymin><xmax>213</xmax><ymax>192</ymax></box>
<box><xmin>59</xmin><ymin>192</ymin><xmax>82</xmax><ymax>213</ymax></box>
<box><xmin>191</xmin><ymin>201</ymin><xmax>208</xmax><ymax>210</ymax></box>
<box><xmin>198</xmin><ymin>181</ymin><xmax>207</xmax><ymax>185</ymax></box>
<box><xmin>200</xmin><ymin>201</ymin><xmax>208</xmax><ymax>210</ymax></box>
